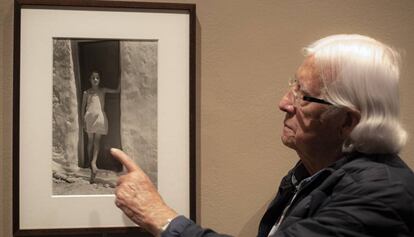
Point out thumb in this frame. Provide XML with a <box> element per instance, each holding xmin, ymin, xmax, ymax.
<box><xmin>110</xmin><ymin>148</ymin><xmax>140</xmax><ymax>172</ymax></box>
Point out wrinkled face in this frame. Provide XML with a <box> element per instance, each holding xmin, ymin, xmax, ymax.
<box><xmin>90</xmin><ymin>72</ymin><xmax>100</xmax><ymax>86</ymax></box>
<box><xmin>279</xmin><ymin>57</ymin><xmax>345</xmax><ymax>157</ymax></box>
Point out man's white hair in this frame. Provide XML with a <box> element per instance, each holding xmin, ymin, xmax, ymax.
<box><xmin>304</xmin><ymin>34</ymin><xmax>407</xmax><ymax>154</ymax></box>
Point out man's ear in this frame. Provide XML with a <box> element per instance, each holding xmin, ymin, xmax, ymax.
<box><xmin>341</xmin><ymin>108</ymin><xmax>360</xmax><ymax>138</ymax></box>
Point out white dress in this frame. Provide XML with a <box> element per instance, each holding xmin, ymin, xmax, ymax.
<box><xmin>84</xmin><ymin>91</ymin><xmax>108</xmax><ymax>135</ymax></box>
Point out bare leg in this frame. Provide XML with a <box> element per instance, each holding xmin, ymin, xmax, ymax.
<box><xmin>90</xmin><ymin>134</ymin><xmax>101</xmax><ymax>184</ymax></box>
<box><xmin>87</xmin><ymin>132</ymin><xmax>94</xmax><ymax>162</ymax></box>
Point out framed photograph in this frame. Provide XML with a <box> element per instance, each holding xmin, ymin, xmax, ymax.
<box><xmin>13</xmin><ymin>0</ymin><xmax>196</xmax><ymax>236</ymax></box>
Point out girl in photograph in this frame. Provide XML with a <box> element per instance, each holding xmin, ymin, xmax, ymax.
<box><xmin>81</xmin><ymin>71</ymin><xmax>120</xmax><ymax>183</ymax></box>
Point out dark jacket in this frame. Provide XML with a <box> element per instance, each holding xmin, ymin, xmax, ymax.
<box><xmin>258</xmin><ymin>153</ymin><xmax>414</xmax><ymax>237</ymax></box>
<box><xmin>164</xmin><ymin>153</ymin><xmax>414</xmax><ymax>237</ymax></box>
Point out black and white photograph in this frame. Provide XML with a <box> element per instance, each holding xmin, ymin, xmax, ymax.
<box><xmin>52</xmin><ymin>38</ymin><xmax>158</xmax><ymax>195</ymax></box>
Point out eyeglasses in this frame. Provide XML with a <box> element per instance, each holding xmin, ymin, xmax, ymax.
<box><xmin>288</xmin><ymin>77</ymin><xmax>333</xmax><ymax>106</ymax></box>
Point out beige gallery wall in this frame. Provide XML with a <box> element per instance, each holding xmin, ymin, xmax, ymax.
<box><xmin>1</xmin><ymin>0</ymin><xmax>414</xmax><ymax>236</ymax></box>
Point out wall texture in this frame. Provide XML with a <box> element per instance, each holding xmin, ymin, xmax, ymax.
<box><xmin>1</xmin><ymin>0</ymin><xmax>414</xmax><ymax>236</ymax></box>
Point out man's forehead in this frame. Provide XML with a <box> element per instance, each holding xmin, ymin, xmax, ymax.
<box><xmin>295</xmin><ymin>57</ymin><xmax>322</xmax><ymax>93</ymax></box>
<box><xmin>296</xmin><ymin>56</ymin><xmax>317</xmax><ymax>77</ymax></box>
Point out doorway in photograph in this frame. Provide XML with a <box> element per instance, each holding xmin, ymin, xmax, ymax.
<box><xmin>78</xmin><ymin>40</ymin><xmax>122</xmax><ymax>172</ymax></box>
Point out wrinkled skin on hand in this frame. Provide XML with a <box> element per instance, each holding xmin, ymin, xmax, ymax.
<box><xmin>111</xmin><ymin>148</ymin><xmax>178</xmax><ymax>236</ymax></box>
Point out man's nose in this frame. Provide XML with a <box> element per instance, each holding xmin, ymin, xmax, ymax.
<box><xmin>279</xmin><ymin>91</ymin><xmax>295</xmax><ymax>113</ymax></box>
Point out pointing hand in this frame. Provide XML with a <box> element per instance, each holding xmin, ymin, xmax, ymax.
<box><xmin>111</xmin><ymin>148</ymin><xmax>177</xmax><ymax>236</ymax></box>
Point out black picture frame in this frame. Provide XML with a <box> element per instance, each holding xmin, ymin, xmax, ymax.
<box><xmin>13</xmin><ymin>0</ymin><xmax>196</xmax><ymax>236</ymax></box>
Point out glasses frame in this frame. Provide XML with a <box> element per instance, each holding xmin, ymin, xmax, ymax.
<box><xmin>288</xmin><ymin>77</ymin><xmax>333</xmax><ymax>106</ymax></box>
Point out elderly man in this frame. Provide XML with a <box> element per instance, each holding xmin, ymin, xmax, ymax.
<box><xmin>112</xmin><ymin>34</ymin><xmax>414</xmax><ymax>237</ymax></box>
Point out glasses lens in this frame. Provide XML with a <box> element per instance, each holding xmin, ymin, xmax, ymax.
<box><xmin>288</xmin><ymin>77</ymin><xmax>296</xmax><ymax>87</ymax></box>
<box><xmin>288</xmin><ymin>78</ymin><xmax>299</xmax><ymax>106</ymax></box>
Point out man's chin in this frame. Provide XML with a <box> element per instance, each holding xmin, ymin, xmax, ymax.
<box><xmin>281</xmin><ymin>136</ymin><xmax>296</xmax><ymax>149</ymax></box>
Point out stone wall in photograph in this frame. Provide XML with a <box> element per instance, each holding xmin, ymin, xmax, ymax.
<box><xmin>52</xmin><ymin>39</ymin><xmax>80</xmax><ymax>172</ymax></box>
<box><xmin>120</xmin><ymin>41</ymin><xmax>158</xmax><ymax>185</ymax></box>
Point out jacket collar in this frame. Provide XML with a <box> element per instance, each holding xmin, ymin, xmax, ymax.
<box><xmin>291</xmin><ymin>152</ymin><xmax>363</xmax><ymax>183</ymax></box>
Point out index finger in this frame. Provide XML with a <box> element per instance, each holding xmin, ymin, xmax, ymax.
<box><xmin>110</xmin><ymin>148</ymin><xmax>140</xmax><ymax>172</ymax></box>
